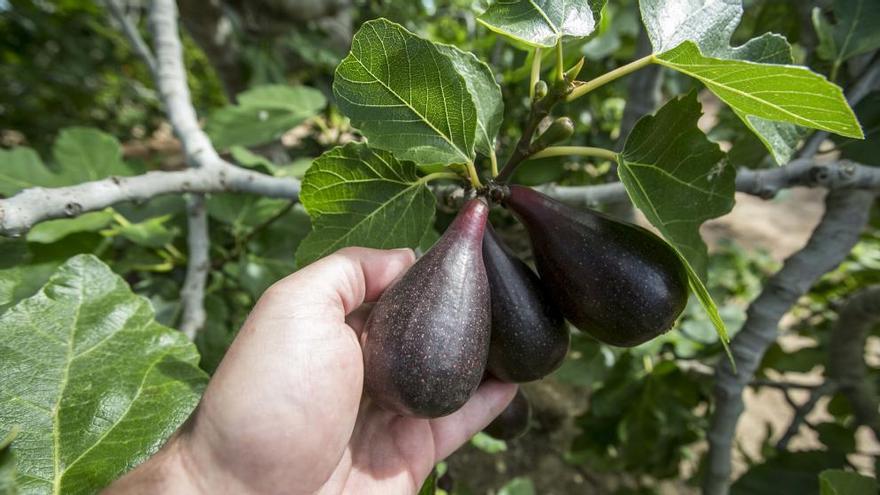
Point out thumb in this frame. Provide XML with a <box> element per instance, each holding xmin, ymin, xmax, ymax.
<box><xmin>256</xmin><ymin>246</ymin><xmax>416</xmax><ymax>323</ymax></box>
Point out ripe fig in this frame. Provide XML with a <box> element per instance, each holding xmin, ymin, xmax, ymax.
<box><xmin>484</xmin><ymin>389</ymin><xmax>531</xmax><ymax>440</ymax></box>
<box><xmin>482</xmin><ymin>224</ymin><xmax>568</xmax><ymax>382</ymax></box>
<box><xmin>504</xmin><ymin>185</ymin><xmax>688</xmax><ymax>347</ymax></box>
<box><xmin>363</xmin><ymin>198</ymin><xmax>491</xmax><ymax>417</ymax></box>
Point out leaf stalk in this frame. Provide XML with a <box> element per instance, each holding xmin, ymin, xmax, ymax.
<box><xmin>529</xmin><ymin>146</ymin><xmax>618</xmax><ymax>162</ymax></box>
<box><xmin>567</xmin><ymin>54</ymin><xmax>655</xmax><ymax>101</ymax></box>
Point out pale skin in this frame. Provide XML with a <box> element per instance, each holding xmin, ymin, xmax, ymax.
<box><xmin>105</xmin><ymin>247</ymin><xmax>517</xmax><ymax>495</ymax></box>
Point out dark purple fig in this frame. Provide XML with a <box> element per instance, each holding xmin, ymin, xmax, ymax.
<box><xmin>484</xmin><ymin>389</ymin><xmax>531</xmax><ymax>440</ymax></box>
<box><xmin>363</xmin><ymin>198</ymin><xmax>491</xmax><ymax>418</ymax></box>
<box><xmin>482</xmin><ymin>224</ymin><xmax>568</xmax><ymax>382</ymax></box>
<box><xmin>504</xmin><ymin>185</ymin><xmax>688</xmax><ymax>347</ymax></box>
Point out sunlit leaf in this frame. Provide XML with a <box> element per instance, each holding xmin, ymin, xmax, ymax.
<box><xmin>477</xmin><ymin>0</ymin><xmax>599</xmax><ymax>48</ymax></box>
<box><xmin>655</xmin><ymin>41</ymin><xmax>863</xmax><ymax>140</ymax></box>
<box><xmin>333</xmin><ymin>19</ymin><xmax>478</xmax><ymax>165</ymax></box>
<box><xmin>0</xmin><ymin>255</ymin><xmax>207</xmax><ymax>494</ymax></box>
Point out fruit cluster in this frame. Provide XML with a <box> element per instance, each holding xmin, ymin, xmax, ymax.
<box><xmin>361</xmin><ymin>185</ymin><xmax>689</xmax><ymax>433</ymax></box>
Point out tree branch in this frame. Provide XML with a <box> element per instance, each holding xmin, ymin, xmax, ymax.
<box><xmin>0</xmin><ymin>167</ymin><xmax>299</xmax><ymax>236</ymax></box>
<box><xmin>775</xmin><ymin>381</ymin><xmax>838</xmax><ymax>451</ymax></box>
<box><xmin>179</xmin><ymin>195</ymin><xmax>209</xmax><ymax>339</ymax></box>
<box><xmin>104</xmin><ymin>0</ymin><xmax>157</xmax><ymax>75</ymax></box>
<box><xmin>149</xmin><ymin>0</ymin><xmax>225</xmax><ymax>339</ymax></box>
<box><xmin>702</xmin><ymin>189</ymin><xmax>876</xmax><ymax>495</ymax></box>
<box><xmin>827</xmin><ymin>285</ymin><xmax>880</xmax><ymax>443</ymax></box>
<box><xmin>535</xmin><ymin>158</ymin><xmax>880</xmax><ymax>208</ymax></box>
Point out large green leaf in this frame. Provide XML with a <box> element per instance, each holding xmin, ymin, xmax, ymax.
<box><xmin>333</xmin><ymin>19</ymin><xmax>478</xmax><ymax>165</ymax></box>
<box><xmin>476</xmin><ymin>0</ymin><xmax>599</xmax><ymax>48</ymax></box>
<box><xmin>617</xmin><ymin>92</ymin><xmax>733</xmax><ymax>344</ymax></box>
<box><xmin>207</xmin><ymin>85</ymin><xmax>327</xmax><ymax>149</ymax></box>
<box><xmin>819</xmin><ymin>469</ymin><xmax>877</xmax><ymax>495</ymax></box>
<box><xmin>296</xmin><ymin>143</ymin><xmax>436</xmax><ymax>266</ymax></box>
<box><xmin>814</xmin><ymin>0</ymin><xmax>880</xmax><ymax>75</ymax></box>
<box><xmin>655</xmin><ymin>41</ymin><xmax>863</xmax><ymax>140</ymax></box>
<box><xmin>0</xmin><ymin>255</ymin><xmax>208</xmax><ymax>494</ymax></box>
<box><xmin>52</xmin><ymin>128</ymin><xmax>133</xmax><ymax>182</ymax></box>
<box><xmin>435</xmin><ymin>44</ymin><xmax>504</xmax><ymax>158</ymax></box>
<box><xmin>638</xmin><ymin>1</ymin><xmax>814</xmax><ymax>163</ymax></box>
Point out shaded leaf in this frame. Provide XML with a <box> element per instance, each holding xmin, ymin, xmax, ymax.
<box><xmin>333</xmin><ymin>19</ymin><xmax>477</xmax><ymax>165</ymax></box>
<box><xmin>1</xmin><ymin>126</ymin><xmax>135</xmax><ymax>197</ymax></box>
<box><xmin>819</xmin><ymin>469</ymin><xmax>877</xmax><ymax>495</ymax></box>
<box><xmin>207</xmin><ymin>195</ymin><xmax>290</xmax><ymax>234</ymax></box>
<box><xmin>477</xmin><ymin>0</ymin><xmax>598</xmax><ymax>48</ymax></box>
<box><xmin>0</xmin><ymin>255</ymin><xmax>208</xmax><ymax>494</ymax></box>
<box><xmin>26</xmin><ymin>210</ymin><xmax>116</xmax><ymax>244</ymax></box>
<box><xmin>112</xmin><ymin>215</ymin><xmax>178</xmax><ymax>248</ymax></box>
<box><xmin>296</xmin><ymin>143</ymin><xmax>435</xmax><ymax>266</ymax></box>
<box><xmin>618</xmin><ymin>92</ymin><xmax>733</xmax><ymax>344</ymax></box>
<box><xmin>655</xmin><ymin>41</ymin><xmax>863</xmax><ymax>140</ymax></box>
<box><xmin>207</xmin><ymin>85</ymin><xmax>327</xmax><ymax>149</ymax></box>
<box><xmin>52</xmin><ymin>127</ymin><xmax>133</xmax><ymax>181</ymax></box>
<box><xmin>498</xmin><ymin>477</ymin><xmax>536</xmax><ymax>495</ymax></box>
<box><xmin>0</xmin><ymin>262</ymin><xmax>61</xmax><ymax>315</ymax></box>
<box><xmin>814</xmin><ymin>0</ymin><xmax>880</xmax><ymax>72</ymax></box>
<box><xmin>732</xmin><ymin>450</ymin><xmax>847</xmax><ymax>495</ymax></box>
<box><xmin>0</xmin><ymin>148</ymin><xmax>62</xmax><ymax>196</ymax></box>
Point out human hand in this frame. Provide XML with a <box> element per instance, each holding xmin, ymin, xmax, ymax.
<box><xmin>106</xmin><ymin>247</ymin><xmax>517</xmax><ymax>495</ymax></box>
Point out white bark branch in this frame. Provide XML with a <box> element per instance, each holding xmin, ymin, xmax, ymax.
<box><xmin>0</xmin><ymin>168</ymin><xmax>299</xmax><ymax>236</ymax></box>
<box><xmin>150</xmin><ymin>0</ymin><xmax>220</xmax><ymax>339</ymax></box>
<box><xmin>179</xmin><ymin>195</ymin><xmax>209</xmax><ymax>339</ymax></box>
<box><xmin>702</xmin><ymin>189</ymin><xmax>876</xmax><ymax>495</ymax></box>
<box><xmin>536</xmin><ymin>158</ymin><xmax>880</xmax><ymax>208</ymax></box>
<box><xmin>104</xmin><ymin>0</ymin><xmax>157</xmax><ymax>75</ymax></box>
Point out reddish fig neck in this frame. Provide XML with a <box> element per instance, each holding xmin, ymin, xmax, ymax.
<box><xmin>447</xmin><ymin>198</ymin><xmax>489</xmax><ymax>247</ymax></box>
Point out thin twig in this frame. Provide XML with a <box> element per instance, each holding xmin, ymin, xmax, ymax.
<box><xmin>775</xmin><ymin>381</ymin><xmax>838</xmax><ymax>451</ymax></box>
<box><xmin>703</xmin><ymin>189</ymin><xmax>876</xmax><ymax>495</ymax></box>
<box><xmin>827</xmin><ymin>285</ymin><xmax>880</xmax><ymax>443</ymax></box>
<box><xmin>103</xmin><ymin>0</ymin><xmax>157</xmax><ymax>75</ymax></box>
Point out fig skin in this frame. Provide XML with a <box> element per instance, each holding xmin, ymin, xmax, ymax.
<box><xmin>363</xmin><ymin>198</ymin><xmax>491</xmax><ymax>418</ymax></box>
<box><xmin>482</xmin><ymin>224</ymin><xmax>569</xmax><ymax>382</ymax></box>
<box><xmin>504</xmin><ymin>185</ymin><xmax>688</xmax><ymax>347</ymax></box>
<box><xmin>484</xmin><ymin>389</ymin><xmax>531</xmax><ymax>440</ymax></box>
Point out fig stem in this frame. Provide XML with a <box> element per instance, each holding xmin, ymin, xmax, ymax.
<box><xmin>495</xmin><ymin>80</ymin><xmax>569</xmax><ymax>183</ymax></box>
<box><xmin>529</xmin><ymin>47</ymin><xmax>542</xmax><ymax>101</ymax></box>
<box><xmin>567</xmin><ymin>54</ymin><xmax>655</xmax><ymax>101</ymax></box>
<box><xmin>465</xmin><ymin>160</ymin><xmax>483</xmax><ymax>188</ymax></box>
<box><xmin>555</xmin><ymin>40</ymin><xmax>565</xmax><ymax>81</ymax></box>
<box><xmin>420</xmin><ymin>172</ymin><xmax>464</xmax><ymax>183</ymax></box>
<box><xmin>529</xmin><ymin>146</ymin><xmax>618</xmax><ymax>162</ymax></box>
